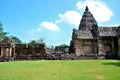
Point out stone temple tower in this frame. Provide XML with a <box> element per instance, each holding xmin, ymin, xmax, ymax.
<box><xmin>70</xmin><ymin>6</ymin><xmax>120</xmax><ymax>59</ymax></box>
<box><xmin>70</xmin><ymin>6</ymin><xmax>99</xmax><ymax>56</ymax></box>
<box><xmin>79</xmin><ymin>6</ymin><xmax>98</xmax><ymax>38</ymax></box>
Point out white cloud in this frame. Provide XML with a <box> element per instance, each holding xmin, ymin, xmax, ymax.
<box><xmin>76</xmin><ymin>1</ymin><xmax>85</xmax><ymax>10</ymax></box>
<box><xmin>39</xmin><ymin>0</ymin><xmax>113</xmax><ymax>30</ymax></box>
<box><xmin>76</xmin><ymin>0</ymin><xmax>113</xmax><ymax>22</ymax></box>
<box><xmin>57</xmin><ymin>10</ymin><xmax>81</xmax><ymax>27</ymax></box>
<box><xmin>109</xmin><ymin>24</ymin><xmax>120</xmax><ymax>27</ymax></box>
<box><xmin>40</xmin><ymin>21</ymin><xmax>60</xmax><ymax>31</ymax></box>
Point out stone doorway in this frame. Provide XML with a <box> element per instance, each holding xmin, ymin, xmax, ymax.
<box><xmin>0</xmin><ymin>38</ymin><xmax>15</xmax><ymax>60</ymax></box>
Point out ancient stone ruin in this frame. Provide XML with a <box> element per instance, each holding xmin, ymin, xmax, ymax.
<box><xmin>69</xmin><ymin>6</ymin><xmax>120</xmax><ymax>59</ymax></box>
<box><xmin>0</xmin><ymin>6</ymin><xmax>120</xmax><ymax>61</ymax></box>
<box><xmin>0</xmin><ymin>38</ymin><xmax>15</xmax><ymax>61</ymax></box>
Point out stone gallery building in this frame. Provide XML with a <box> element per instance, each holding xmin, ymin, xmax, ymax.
<box><xmin>0</xmin><ymin>38</ymin><xmax>46</xmax><ymax>61</ymax></box>
<box><xmin>70</xmin><ymin>6</ymin><xmax>120</xmax><ymax>58</ymax></box>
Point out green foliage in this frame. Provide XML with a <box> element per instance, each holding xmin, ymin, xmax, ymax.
<box><xmin>59</xmin><ymin>44</ymin><xmax>69</xmax><ymax>48</ymax></box>
<box><xmin>29</xmin><ymin>40</ymin><xmax>37</xmax><ymax>46</ymax></box>
<box><xmin>0</xmin><ymin>22</ymin><xmax>21</xmax><ymax>43</ymax></box>
<box><xmin>9</xmin><ymin>35</ymin><xmax>22</xmax><ymax>44</ymax></box>
<box><xmin>0</xmin><ymin>22</ymin><xmax>46</xmax><ymax>44</ymax></box>
<box><xmin>0</xmin><ymin>60</ymin><xmax>120</xmax><ymax>80</ymax></box>
<box><xmin>29</xmin><ymin>38</ymin><xmax>47</xmax><ymax>47</ymax></box>
<box><xmin>37</xmin><ymin>38</ymin><xmax>47</xmax><ymax>47</ymax></box>
<box><xmin>0</xmin><ymin>22</ymin><xmax>9</xmax><ymax>40</ymax></box>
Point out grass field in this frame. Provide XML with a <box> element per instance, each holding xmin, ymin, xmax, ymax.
<box><xmin>0</xmin><ymin>60</ymin><xmax>120</xmax><ymax>80</ymax></box>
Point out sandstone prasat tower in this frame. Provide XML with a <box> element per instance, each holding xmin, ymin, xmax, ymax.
<box><xmin>70</xmin><ymin>6</ymin><xmax>120</xmax><ymax>58</ymax></box>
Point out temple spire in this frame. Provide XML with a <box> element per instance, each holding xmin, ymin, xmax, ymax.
<box><xmin>78</xmin><ymin>6</ymin><xmax>98</xmax><ymax>38</ymax></box>
<box><xmin>79</xmin><ymin>6</ymin><xmax>98</xmax><ymax>30</ymax></box>
<box><xmin>85</xmin><ymin>6</ymin><xmax>89</xmax><ymax>12</ymax></box>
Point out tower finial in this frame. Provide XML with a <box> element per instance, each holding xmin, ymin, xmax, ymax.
<box><xmin>85</xmin><ymin>6</ymin><xmax>89</xmax><ymax>12</ymax></box>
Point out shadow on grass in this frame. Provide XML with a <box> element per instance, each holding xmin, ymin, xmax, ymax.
<box><xmin>102</xmin><ymin>61</ymin><xmax>120</xmax><ymax>67</ymax></box>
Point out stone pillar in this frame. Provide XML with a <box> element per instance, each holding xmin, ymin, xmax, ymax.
<box><xmin>98</xmin><ymin>39</ymin><xmax>102</xmax><ymax>54</ymax></box>
<box><xmin>111</xmin><ymin>40</ymin><xmax>114</xmax><ymax>51</ymax></box>
<box><xmin>98</xmin><ymin>38</ymin><xmax>105</xmax><ymax>54</ymax></box>
<box><xmin>9</xmin><ymin>47</ymin><xmax>12</xmax><ymax>58</ymax></box>
<box><xmin>118</xmin><ymin>38</ymin><xmax>120</xmax><ymax>59</ymax></box>
<box><xmin>13</xmin><ymin>48</ymin><xmax>15</xmax><ymax>57</ymax></box>
<box><xmin>74</xmin><ymin>39</ymin><xmax>81</xmax><ymax>56</ymax></box>
<box><xmin>5</xmin><ymin>48</ymin><xmax>9</xmax><ymax>57</ymax></box>
<box><xmin>117</xmin><ymin>38</ymin><xmax>120</xmax><ymax>52</ymax></box>
<box><xmin>1</xmin><ymin>47</ymin><xmax>3</xmax><ymax>57</ymax></box>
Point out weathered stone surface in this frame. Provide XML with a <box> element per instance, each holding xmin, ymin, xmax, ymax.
<box><xmin>0</xmin><ymin>38</ymin><xmax>15</xmax><ymax>61</ymax></box>
<box><xmin>99</xmin><ymin>27</ymin><xmax>117</xmax><ymax>36</ymax></box>
<box><xmin>70</xmin><ymin>6</ymin><xmax>120</xmax><ymax>59</ymax></box>
<box><xmin>79</xmin><ymin>6</ymin><xmax>98</xmax><ymax>38</ymax></box>
<box><xmin>72</xmin><ymin>29</ymin><xmax>94</xmax><ymax>39</ymax></box>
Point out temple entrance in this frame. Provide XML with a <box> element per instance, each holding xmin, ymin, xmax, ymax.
<box><xmin>3</xmin><ymin>48</ymin><xmax>9</xmax><ymax>57</ymax></box>
<box><xmin>2</xmin><ymin>47</ymin><xmax>12</xmax><ymax>57</ymax></box>
<box><xmin>113</xmin><ymin>37</ymin><xmax>118</xmax><ymax>58</ymax></box>
<box><xmin>0</xmin><ymin>38</ymin><xmax>15</xmax><ymax>60</ymax></box>
<box><xmin>114</xmin><ymin>37</ymin><xmax>118</xmax><ymax>51</ymax></box>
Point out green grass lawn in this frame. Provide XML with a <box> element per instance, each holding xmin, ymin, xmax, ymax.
<box><xmin>0</xmin><ymin>60</ymin><xmax>120</xmax><ymax>80</ymax></box>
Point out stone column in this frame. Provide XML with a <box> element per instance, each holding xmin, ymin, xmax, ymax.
<box><xmin>111</xmin><ymin>40</ymin><xmax>114</xmax><ymax>51</ymax></box>
<box><xmin>1</xmin><ymin>47</ymin><xmax>3</xmax><ymax>57</ymax></box>
<box><xmin>13</xmin><ymin>47</ymin><xmax>15</xmax><ymax>57</ymax></box>
<box><xmin>9</xmin><ymin>47</ymin><xmax>12</xmax><ymax>58</ymax></box>
<box><xmin>117</xmin><ymin>38</ymin><xmax>120</xmax><ymax>52</ymax></box>
<box><xmin>98</xmin><ymin>39</ymin><xmax>102</xmax><ymax>54</ymax></box>
<box><xmin>118</xmin><ymin>38</ymin><xmax>120</xmax><ymax>59</ymax></box>
<box><xmin>5</xmin><ymin>48</ymin><xmax>9</xmax><ymax>57</ymax></box>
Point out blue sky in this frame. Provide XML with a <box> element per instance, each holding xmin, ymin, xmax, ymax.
<box><xmin>0</xmin><ymin>0</ymin><xmax>120</xmax><ymax>46</ymax></box>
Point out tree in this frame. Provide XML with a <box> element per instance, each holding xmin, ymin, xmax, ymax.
<box><xmin>0</xmin><ymin>22</ymin><xmax>9</xmax><ymax>40</ymax></box>
<box><xmin>29</xmin><ymin>40</ymin><xmax>37</xmax><ymax>46</ymax></box>
<box><xmin>9</xmin><ymin>35</ymin><xmax>22</xmax><ymax>44</ymax></box>
<box><xmin>59</xmin><ymin>44</ymin><xmax>69</xmax><ymax>48</ymax></box>
<box><xmin>0</xmin><ymin>22</ymin><xmax>22</xmax><ymax>43</ymax></box>
<box><xmin>29</xmin><ymin>40</ymin><xmax>37</xmax><ymax>54</ymax></box>
<box><xmin>37</xmin><ymin>38</ymin><xmax>45</xmax><ymax>44</ymax></box>
<box><xmin>37</xmin><ymin>38</ymin><xmax>47</xmax><ymax>47</ymax></box>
